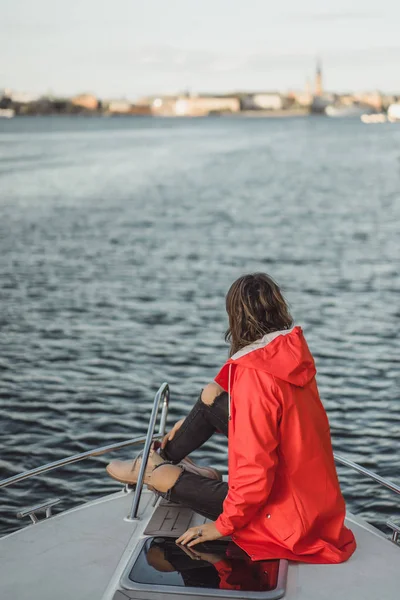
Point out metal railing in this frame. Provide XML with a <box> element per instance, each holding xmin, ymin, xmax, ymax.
<box><xmin>0</xmin><ymin>434</ymin><xmax>157</xmax><ymax>490</ymax></box>
<box><xmin>0</xmin><ymin>383</ymin><xmax>170</xmax><ymax>522</ymax></box>
<box><xmin>1</xmin><ymin>384</ymin><xmax>398</xmax><ymax>532</ymax></box>
<box><xmin>333</xmin><ymin>454</ymin><xmax>400</xmax><ymax>497</ymax></box>
<box><xmin>127</xmin><ymin>382</ymin><xmax>169</xmax><ymax>520</ymax></box>
<box><xmin>334</xmin><ymin>453</ymin><xmax>400</xmax><ymax>544</ymax></box>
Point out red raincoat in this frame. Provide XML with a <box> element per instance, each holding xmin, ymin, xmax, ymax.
<box><xmin>214</xmin><ymin>326</ymin><xmax>356</xmax><ymax>563</ymax></box>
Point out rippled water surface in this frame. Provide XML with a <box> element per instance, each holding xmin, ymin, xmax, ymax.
<box><xmin>0</xmin><ymin>116</ymin><xmax>399</xmax><ymax>536</ymax></box>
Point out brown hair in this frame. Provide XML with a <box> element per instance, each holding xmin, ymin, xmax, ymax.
<box><xmin>225</xmin><ymin>273</ymin><xmax>293</xmax><ymax>356</ymax></box>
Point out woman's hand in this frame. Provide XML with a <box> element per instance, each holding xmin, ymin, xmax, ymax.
<box><xmin>161</xmin><ymin>418</ymin><xmax>185</xmax><ymax>449</ymax></box>
<box><xmin>179</xmin><ymin>545</ymin><xmax>223</xmax><ymax>565</ymax></box>
<box><xmin>176</xmin><ymin>521</ymin><xmax>223</xmax><ymax>548</ymax></box>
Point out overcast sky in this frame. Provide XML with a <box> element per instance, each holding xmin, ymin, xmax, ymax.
<box><xmin>1</xmin><ymin>0</ymin><xmax>399</xmax><ymax>99</ymax></box>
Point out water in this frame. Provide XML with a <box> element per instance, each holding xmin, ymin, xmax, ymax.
<box><xmin>0</xmin><ymin>116</ymin><xmax>399</xmax><ymax>536</ymax></box>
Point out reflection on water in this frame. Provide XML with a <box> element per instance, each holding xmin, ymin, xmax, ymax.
<box><xmin>0</xmin><ymin>116</ymin><xmax>399</xmax><ymax>536</ymax></box>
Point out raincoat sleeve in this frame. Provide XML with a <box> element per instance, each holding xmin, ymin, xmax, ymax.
<box><xmin>215</xmin><ymin>367</ymin><xmax>280</xmax><ymax>536</ymax></box>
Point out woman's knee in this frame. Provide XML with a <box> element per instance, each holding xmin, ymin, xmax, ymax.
<box><xmin>201</xmin><ymin>382</ymin><xmax>224</xmax><ymax>406</ymax></box>
<box><xmin>150</xmin><ymin>464</ymin><xmax>182</xmax><ymax>493</ymax></box>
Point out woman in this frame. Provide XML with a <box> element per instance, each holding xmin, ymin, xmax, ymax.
<box><xmin>107</xmin><ymin>273</ymin><xmax>356</xmax><ymax>563</ymax></box>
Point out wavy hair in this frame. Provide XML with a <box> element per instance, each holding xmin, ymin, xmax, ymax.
<box><xmin>225</xmin><ymin>273</ymin><xmax>293</xmax><ymax>356</ymax></box>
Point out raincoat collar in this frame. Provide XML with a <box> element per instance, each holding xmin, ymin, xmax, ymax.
<box><xmin>230</xmin><ymin>327</ymin><xmax>296</xmax><ymax>360</ymax></box>
<box><xmin>221</xmin><ymin>326</ymin><xmax>316</xmax><ymax>388</ymax></box>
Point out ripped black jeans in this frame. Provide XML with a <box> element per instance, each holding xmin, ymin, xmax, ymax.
<box><xmin>158</xmin><ymin>391</ymin><xmax>229</xmax><ymax>521</ymax></box>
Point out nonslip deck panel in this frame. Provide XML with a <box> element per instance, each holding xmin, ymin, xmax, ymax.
<box><xmin>143</xmin><ymin>502</ymin><xmax>208</xmax><ymax>537</ymax></box>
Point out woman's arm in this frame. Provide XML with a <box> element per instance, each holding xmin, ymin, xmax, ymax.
<box><xmin>215</xmin><ymin>367</ymin><xmax>280</xmax><ymax>536</ymax></box>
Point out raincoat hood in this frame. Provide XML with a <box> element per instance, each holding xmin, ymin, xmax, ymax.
<box><xmin>227</xmin><ymin>326</ymin><xmax>316</xmax><ymax>388</ymax></box>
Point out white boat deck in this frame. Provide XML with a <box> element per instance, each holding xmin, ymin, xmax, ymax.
<box><xmin>0</xmin><ymin>488</ymin><xmax>398</xmax><ymax>600</ymax></box>
<box><xmin>0</xmin><ymin>489</ymin><xmax>151</xmax><ymax>600</ymax></box>
<box><xmin>287</xmin><ymin>513</ymin><xmax>399</xmax><ymax>600</ymax></box>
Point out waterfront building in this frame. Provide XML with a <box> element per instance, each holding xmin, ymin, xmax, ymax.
<box><xmin>146</xmin><ymin>96</ymin><xmax>177</xmax><ymax>116</ymax></box>
<box><xmin>106</xmin><ymin>100</ymin><xmax>132</xmax><ymax>114</ymax></box>
<box><xmin>242</xmin><ymin>93</ymin><xmax>286</xmax><ymax>110</ymax></box>
<box><xmin>337</xmin><ymin>94</ymin><xmax>357</xmax><ymax>106</ymax></box>
<box><xmin>150</xmin><ymin>94</ymin><xmax>240</xmax><ymax>116</ymax></box>
<box><xmin>71</xmin><ymin>94</ymin><xmax>98</xmax><ymax>111</ymax></box>
<box><xmin>291</xmin><ymin>81</ymin><xmax>313</xmax><ymax>107</ymax></box>
<box><xmin>6</xmin><ymin>90</ymin><xmax>40</xmax><ymax>104</ymax></box>
<box><xmin>353</xmin><ymin>91</ymin><xmax>383</xmax><ymax>111</ymax></box>
<box><xmin>129</xmin><ymin>105</ymin><xmax>152</xmax><ymax>115</ymax></box>
<box><xmin>102</xmin><ymin>100</ymin><xmax>151</xmax><ymax>115</ymax></box>
<box><xmin>135</xmin><ymin>96</ymin><xmax>177</xmax><ymax>116</ymax></box>
<box><xmin>177</xmin><ymin>95</ymin><xmax>239</xmax><ymax>116</ymax></box>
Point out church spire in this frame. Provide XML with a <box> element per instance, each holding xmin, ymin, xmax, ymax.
<box><xmin>315</xmin><ymin>58</ymin><xmax>323</xmax><ymax>97</ymax></box>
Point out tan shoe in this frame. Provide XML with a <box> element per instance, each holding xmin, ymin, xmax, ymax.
<box><xmin>106</xmin><ymin>452</ymin><xmax>222</xmax><ymax>485</ymax></box>
<box><xmin>106</xmin><ymin>449</ymin><xmax>164</xmax><ymax>485</ymax></box>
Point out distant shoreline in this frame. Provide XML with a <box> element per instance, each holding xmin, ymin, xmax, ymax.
<box><xmin>229</xmin><ymin>109</ymin><xmax>310</xmax><ymax>118</ymax></box>
<box><xmin>1</xmin><ymin>108</ymin><xmax>312</xmax><ymax>119</ymax></box>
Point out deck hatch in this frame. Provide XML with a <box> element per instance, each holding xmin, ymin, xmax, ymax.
<box><xmin>119</xmin><ymin>536</ymin><xmax>287</xmax><ymax>599</ymax></box>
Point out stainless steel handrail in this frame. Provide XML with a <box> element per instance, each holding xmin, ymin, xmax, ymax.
<box><xmin>334</xmin><ymin>453</ymin><xmax>400</xmax><ymax>496</ymax></box>
<box><xmin>17</xmin><ymin>498</ymin><xmax>61</xmax><ymax>523</ymax></box>
<box><xmin>1</xmin><ymin>387</ymin><xmax>398</xmax><ymax>524</ymax></box>
<box><xmin>127</xmin><ymin>382</ymin><xmax>169</xmax><ymax>520</ymax></box>
<box><xmin>0</xmin><ymin>383</ymin><xmax>170</xmax><ymax>491</ymax></box>
<box><xmin>386</xmin><ymin>520</ymin><xmax>400</xmax><ymax>543</ymax></box>
<box><xmin>0</xmin><ymin>433</ymin><xmax>161</xmax><ymax>489</ymax></box>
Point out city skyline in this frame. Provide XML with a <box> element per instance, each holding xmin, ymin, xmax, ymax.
<box><xmin>1</xmin><ymin>0</ymin><xmax>400</xmax><ymax>98</ymax></box>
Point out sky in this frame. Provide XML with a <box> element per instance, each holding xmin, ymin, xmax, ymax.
<box><xmin>1</xmin><ymin>0</ymin><xmax>400</xmax><ymax>99</ymax></box>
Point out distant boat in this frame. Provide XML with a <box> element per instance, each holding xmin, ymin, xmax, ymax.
<box><xmin>388</xmin><ymin>103</ymin><xmax>400</xmax><ymax>122</ymax></box>
<box><xmin>310</xmin><ymin>95</ymin><xmax>332</xmax><ymax>114</ymax></box>
<box><xmin>325</xmin><ymin>104</ymin><xmax>370</xmax><ymax>118</ymax></box>
<box><xmin>0</xmin><ymin>108</ymin><xmax>15</xmax><ymax>118</ymax></box>
<box><xmin>361</xmin><ymin>113</ymin><xmax>387</xmax><ymax>124</ymax></box>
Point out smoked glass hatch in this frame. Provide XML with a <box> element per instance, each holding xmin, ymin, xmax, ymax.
<box><xmin>128</xmin><ymin>537</ymin><xmax>283</xmax><ymax>594</ymax></box>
